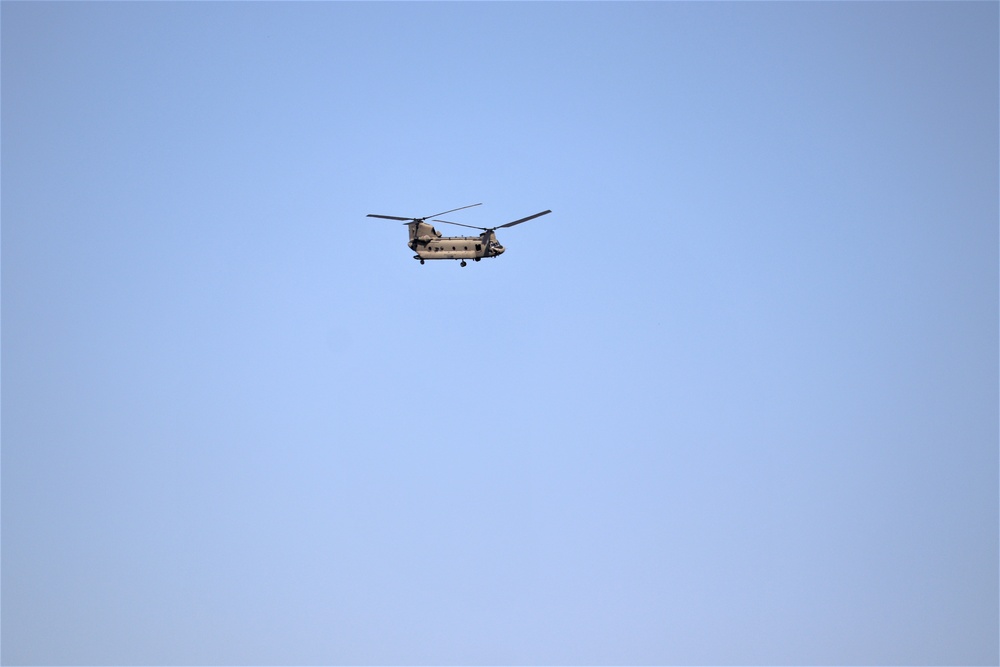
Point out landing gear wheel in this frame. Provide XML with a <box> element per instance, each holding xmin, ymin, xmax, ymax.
<box><xmin>419</xmin><ymin>259</ymin><xmax>425</xmax><ymax>265</ymax></box>
<box><xmin>460</xmin><ymin>260</ymin><xmax>467</xmax><ymax>267</ymax></box>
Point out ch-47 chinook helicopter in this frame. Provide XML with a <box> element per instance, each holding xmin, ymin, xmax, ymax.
<box><xmin>367</xmin><ymin>203</ymin><xmax>551</xmax><ymax>266</ymax></box>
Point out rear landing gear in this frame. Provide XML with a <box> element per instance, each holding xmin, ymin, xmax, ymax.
<box><xmin>460</xmin><ymin>260</ymin><xmax>467</xmax><ymax>267</ymax></box>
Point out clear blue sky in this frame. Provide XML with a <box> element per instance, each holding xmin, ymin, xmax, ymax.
<box><xmin>3</xmin><ymin>2</ymin><xmax>997</xmax><ymax>665</ymax></box>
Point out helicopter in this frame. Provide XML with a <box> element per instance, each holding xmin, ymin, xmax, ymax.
<box><xmin>367</xmin><ymin>203</ymin><xmax>551</xmax><ymax>266</ymax></box>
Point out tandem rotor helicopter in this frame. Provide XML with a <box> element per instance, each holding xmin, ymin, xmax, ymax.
<box><xmin>367</xmin><ymin>203</ymin><xmax>551</xmax><ymax>266</ymax></box>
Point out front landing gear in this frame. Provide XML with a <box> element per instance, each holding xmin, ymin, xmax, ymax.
<box><xmin>460</xmin><ymin>260</ymin><xmax>467</xmax><ymax>267</ymax></box>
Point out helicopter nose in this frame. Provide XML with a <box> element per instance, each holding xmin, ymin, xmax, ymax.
<box><xmin>494</xmin><ymin>245</ymin><xmax>504</xmax><ymax>255</ymax></box>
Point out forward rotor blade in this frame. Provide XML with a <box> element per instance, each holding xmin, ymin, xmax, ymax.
<box><xmin>435</xmin><ymin>219</ymin><xmax>488</xmax><ymax>231</ymax></box>
<box><xmin>426</xmin><ymin>202</ymin><xmax>482</xmax><ymax>220</ymax></box>
<box><xmin>367</xmin><ymin>214</ymin><xmax>413</xmax><ymax>221</ymax></box>
<box><xmin>497</xmin><ymin>209</ymin><xmax>552</xmax><ymax>229</ymax></box>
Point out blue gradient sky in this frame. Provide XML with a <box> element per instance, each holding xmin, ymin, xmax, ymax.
<box><xmin>3</xmin><ymin>2</ymin><xmax>997</xmax><ymax>665</ymax></box>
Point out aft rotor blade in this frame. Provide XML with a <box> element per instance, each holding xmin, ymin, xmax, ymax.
<box><xmin>426</xmin><ymin>203</ymin><xmax>482</xmax><ymax>219</ymax></box>
<box><xmin>367</xmin><ymin>214</ymin><xmax>413</xmax><ymax>221</ymax></box>
<box><xmin>497</xmin><ymin>209</ymin><xmax>552</xmax><ymax>229</ymax></box>
<box><xmin>435</xmin><ymin>219</ymin><xmax>487</xmax><ymax>231</ymax></box>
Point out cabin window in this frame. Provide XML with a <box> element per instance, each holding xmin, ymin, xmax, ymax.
<box><xmin>476</xmin><ymin>244</ymin><xmax>482</xmax><ymax>251</ymax></box>
<box><xmin>452</xmin><ymin>246</ymin><xmax>456</xmax><ymax>250</ymax></box>
<box><xmin>463</xmin><ymin>246</ymin><xmax>468</xmax><ymax>250</ymax></box>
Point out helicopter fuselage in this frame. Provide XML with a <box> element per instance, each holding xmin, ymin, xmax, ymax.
<box><xmin>407</xmin><ymin>222</ymin><xmax>504</xmax><ymax>262</ymax></box>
